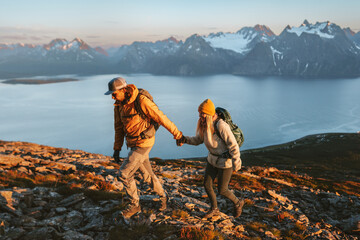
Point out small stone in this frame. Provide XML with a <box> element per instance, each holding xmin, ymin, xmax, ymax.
<box><xmin>79</xmin><ymin>214</ymin><xmax>104</xmax><ymax>231</ymax></box>
<box><xmin>35</xmin><ymin>166</ymin><xmax>49</xmax><ymax>173</ymax></box>
<box><xmin>234</xmin><ymin>225</ymin><xmax>245</xmax><ymax>232</ymax></box>
<box><xmin>65</xmin><ymin>210</ymin><xmax>83</xmax><ymax>227</ymax></box>
<box><xmin>3</xmin><ymin>227</ymin><xmax>25</xmax><ymax>239</ymax></box>
<box><xmin>49</xmin><ymin>191</ymin><xmax>62</xmax><ymax>198</ymax></box>
<box><xmin>217</xmin><ymin>219</ymin><xmax>234</xmax><ymax>229</ymax></box>
<box><xmin>55</xmin><ymin>207</ymin><xmax>67</xmax><ymax>214</ymax></box>
<box><xmin>59</xmin><ymin>193</ymin><xmax>86</xmax><ymax>207</ymax></box>
<box><xmin>0</xmin><ymin>191</ymin><xmax>15</xmax><ymax>210</ymax></box>
<box><xmin>265</xmin><ymin>231</ymin><xmax>277</xmax><ymax>239</ymax></box>
<box><xmin>268</xmin><ymin>190</ymin><xmax>289</xmax><ymax>203</ymax></box>
<box><xmin>33</xmin><ymin>200</ymin><xmax>48</xmax><ymax>207</ymax></box>
<box><xmin>0</xmin><ymin>220</ymin><xmax>5</xmax><ymax>236</ymax></box>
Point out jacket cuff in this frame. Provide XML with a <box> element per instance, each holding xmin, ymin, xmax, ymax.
<box><xmin>174</xmin><ymin>131</ymin><xmax>183</xmax><ymax>140</ymax></box>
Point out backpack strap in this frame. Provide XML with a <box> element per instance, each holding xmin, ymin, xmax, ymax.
<box><xmin>133</xmin><ymin>90</ymin><xmax>160</xmax><ymax>132</ymax></box>
<box><xmin>134</xmin><ymin>93</ymin><xmax>148</xmax><ymax>121</ymax></box>
<box><xmin>213</xmin><ymin>120</ymin><xmax>231</xmax><ymax>158</ymax></box>
<box><xmin>214</xmin><ymin>119</ymin><xmax>222</xmax><ymax>141</ymax></box>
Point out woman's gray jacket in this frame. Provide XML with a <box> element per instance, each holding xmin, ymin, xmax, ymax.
<box><xmin>185</xmin><ymin>119</ymin><xmax>242</xmax><ymax>171</ymax></box>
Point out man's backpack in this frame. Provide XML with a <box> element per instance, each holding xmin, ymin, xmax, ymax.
<box><xmin>215</xmin><ymin>107</ymin><xmax>244</xmax><ymax>148</ymax></box>
<box><xmin>133</xmin><ymin>89</ymin><xmax>160</xmax><ymax>138</ymax></box>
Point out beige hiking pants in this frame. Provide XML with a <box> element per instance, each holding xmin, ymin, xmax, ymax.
<box><xmin>118</xmin><ymin>146</ymin><xmax>165</xmax><ymax>206</ymax></box>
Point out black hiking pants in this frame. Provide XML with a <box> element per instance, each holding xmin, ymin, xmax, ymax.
<box><xmin>203</xmin><ymin>162</ymin><xmax>240</xmax><ymax>210</ymax></box>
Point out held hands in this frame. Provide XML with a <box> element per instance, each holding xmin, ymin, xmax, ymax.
<box><xmin>176</xmin><ymin>135</ymin><xmax>187</xmax><ymax>147</ymax></box>
<box><xmin>113</xmin><ymin>150</ymin><xmax>120</xmax><ymax>163</ymax></box>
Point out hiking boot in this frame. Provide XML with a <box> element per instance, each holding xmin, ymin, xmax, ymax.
<box><xmin>122</xmin><ymin>204</ymin><xmax>141</xmax><ymax>219</ymax></box>
<box><xmin>159</xmin><ymin>196</ymin><xmax>167</xmax><ymax>211</ymax></box>
<box><xmin>203</xmin><ymin>208</ymin><xmax>220</xmax><ymax>219</ymax></box>
<box><xmin>234</xmin><ymin>199</ymin><xmax>245</xmax><ymax>218</ymax></box>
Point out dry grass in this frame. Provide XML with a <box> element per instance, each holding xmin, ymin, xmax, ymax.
<box><xmin>160</xmin><ymin>173</ymin><xmax>178</xmax><ymax>179</ymax></box>
<box><xmin>268</xmin><ymin>171</ymin><xmax>360</xmax><ymax>197</ymax></box>
<box><xmin>179</xmin><ymin>226</ymin><xmax>224</xmax><ymax>240</ymax></box>
<box><xmin>0</xmin><ymin>170</ymin><xmax>125</xmax><ymax>202</ymax></box>
<box><xmin>276</xmin><ymin>211</ymin><xmax>296</xmax><ymax>222</ymax></box>
<box><xmin>180</xmin><ymin>175</ymin><xmax>204</xmax><ymax>186</ymax></box>
<box><xmin>242</xmin><ymin>133</ymin><xmax>360</xmax><ymax>184</ymax></box>
<box><xmin>271</xmin><ymin>228</ymin><xmax>282</xmax><ymax>238</ymax></box>
<box><xmin>231</xmin><ymin>166</ymin><xmax>360</xmax><ymax>198</ymax></box>
<box><xmin>56</xmin><ymin>185</ymin><xmax>125</xmax><ymax>202</ymax></box>
<box><xmin>172</xmin><ymin>209</ymin><xmax>190</xmax><ymax>220</ymax></box>
<box><xmin>282</xmin><ymin>229</ymin><xmax>306</xmax><ymax>240</ymax></box>
<box><xmin>97</xmin><ymin>160</ymin><xmax>119</xmax><ymax>168</ymax></box>
<box><xmin>245</xmin><ymin>198</ymin><xmax>255</xmax><ymax>206</ymax></box>
<box><xmin>0</xmin><ymin>171</ymin><xmax>65</xmax><ymax>188</ymax></box>
<box><xmin>294</xmin><ymin>223</ymin><xmax>307</xmax><ymax>231</ymax></box>
<box><xmin>246</xmin><ymin>222</ymin><xmax>268</xmax><ymax>232</ymax></box>
<box><xmin>109</xmin><ymin>224</ymin><xmax>178</xmax><ymax>240</ymax></box>
<box><xmin>231</xmin><ymin>174</ymin><xmax>266</xmax><ymax>192</ymax></box>
<box><xmin>246</xmin><ymin>220</ymin><xmax>305</xmax><ymax>239</ymax></box>
<box><xmin>0</xmin><ymin>170</ymin><xmax>117</xmax><ymax>192</ymax></box>
<box><xmin>268</xmin><ymin>201</ymin><xmax>279</xmax><ymax>209</ymax></box>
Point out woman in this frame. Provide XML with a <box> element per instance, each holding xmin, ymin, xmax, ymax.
<box><xmin>178</xmin><ymin>99</ymin><xmax>244</xmax><ymax>218</ymax></box>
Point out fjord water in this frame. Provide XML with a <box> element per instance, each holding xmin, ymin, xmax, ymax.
<box><xmin>1</xmin><ymin>74</ymin><xmax>359</xmax><ymax>159</ymax></box>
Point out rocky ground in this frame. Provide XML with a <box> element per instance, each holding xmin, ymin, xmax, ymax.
<box><xmin>0</xmin><ymin>133</ymin><xmax>359</xmax><ymax>240</ymax></box>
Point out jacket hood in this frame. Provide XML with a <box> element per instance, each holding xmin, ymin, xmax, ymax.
<box><xmin>125</xmin><ymin>84</ymin><xmax>138</xmax><ymax>104</ymax></box>
<box><xmin>113</xmin><ymin>84</ymin><xmax>138</xmax><ymax>106</ymax></box>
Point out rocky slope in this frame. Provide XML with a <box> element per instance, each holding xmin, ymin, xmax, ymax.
<box><xmin>0</xmin><ymin>133</ymin><xmax>359</xmax><ymax>239</ymax></box>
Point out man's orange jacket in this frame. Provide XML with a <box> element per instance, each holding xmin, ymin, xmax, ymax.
<box><xmin>113</xmin><ymin>84</ymin><xmax>182</xmax><ymax>151</ymax></box>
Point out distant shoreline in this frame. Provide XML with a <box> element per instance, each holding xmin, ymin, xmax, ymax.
<box><xmin>2</xmin><ymin>78</ymin><xmax>79</xmax><ymax>85</ymax></box>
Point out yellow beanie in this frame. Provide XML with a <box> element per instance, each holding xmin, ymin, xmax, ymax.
<box><xmin>198</xmin><ymin>99</ymin><xmax>215</xmax><ymax>116</ymax></box>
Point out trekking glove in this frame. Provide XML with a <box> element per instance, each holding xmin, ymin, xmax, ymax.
<box><xmin>113</xmin><ymin>150</ymin><xmax>120</xmax><ymax>163</ymax></box>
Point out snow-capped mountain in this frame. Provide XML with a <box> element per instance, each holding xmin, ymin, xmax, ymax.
<box><xmin>354</xmin><ymin>32</ymin><xmax>360</xmax><ymax>47</ymax></box>
<box><xmin>109</xmin><ymin>37</ymin><xmax>182</xmax><ymax>73</ymax></box>
<box><xmin>0</xmin><ymin>38</ymin><xmax>110</xmax><ymax>76</ymax></box>
<box><xmin>286</xmin><ymin>20</ymin><xmax>338</xmax><ymax>39</ymax></box>
<box><xmin>264</xmin><ymin>20</ymin><xmax>360</xmax><ymax>77</ymax></box>
<box><xmin>203</xmin><ymin>25</ymin><xmax>275</xmax><ymax>55</ymax></box>
<box><xmin>344</xmin><ymin>27</ymin><xmax>360</xmax><ymax>48</ymax></box>
<box><xmin>0</xmin><ymin>43</ymin><xmax>43</xmax><ymax>60</ymax></box>
<box><xmin>0</xmin><ymin>38</ymin><xmax>107</xmax><ymax>62</ymax></box>
<box><xmin>1</xmin><ymin>20</ymin><xmax>360</xmax><ymax>78</ymax></box>
<box><xmin>43</xmin><ymin>38</ymin><xmax>108</xmax><ymax>62</ymax></box>
<box><xmin>110</xmin><ymin>20</ymin><xmax>360</xmax><ymax>77</ymax></box>
<box><xmin>148</xmin><ymin>34</ymin><xmax>243</xmax><ymax>75</ymax></box>
<box><xmin>110</xmin><ymin>37</ymin><xmax>181</xmax><ymax>60</ymax></box>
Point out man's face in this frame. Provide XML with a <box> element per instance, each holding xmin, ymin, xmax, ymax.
<box><xmin>112</xmin><ymin>89</ymin><xmax>126</xmax><ymax>101</ymax></box>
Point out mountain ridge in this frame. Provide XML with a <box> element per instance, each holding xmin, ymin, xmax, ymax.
<box><xmin>1</xmin><ymin>20</ymin><xmax>360</xmax><ymax>78</ymax></box>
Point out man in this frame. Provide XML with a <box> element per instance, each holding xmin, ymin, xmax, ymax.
<box><xmin>105</xmin><ymin>77</ymin><xmax>184</xmax><ymax>218</ymax></box>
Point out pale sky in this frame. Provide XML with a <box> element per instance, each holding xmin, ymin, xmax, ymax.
<box><xmin>1</xmin><ymin>0</ymin><xmax>360</xmax><ymax>48</ymax></box>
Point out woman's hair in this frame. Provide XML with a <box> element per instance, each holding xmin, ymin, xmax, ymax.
<box><xmin>196</xmin><ymin>114</ymin><xmax>216</xmax><ymax>147</ymax></box>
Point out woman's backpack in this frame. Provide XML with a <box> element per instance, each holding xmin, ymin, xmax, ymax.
<box><xmin>215</xmin><ymin>107</ymin><xmax>244</xmax><ymax>147</ymax></box>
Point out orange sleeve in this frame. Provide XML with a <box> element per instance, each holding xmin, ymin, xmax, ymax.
<box><xmin>113</xmin><ymin>106</ymin><xmax>125</xmax><ymax>151</ymax></box>
<box><xmin>139</xmin><ymin>96</ymin><xmax>182</xmax><ymax>140</ymax></box>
